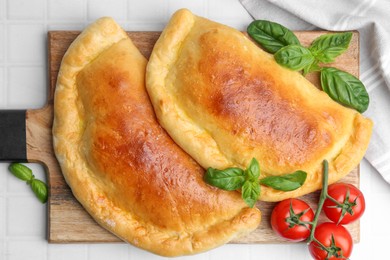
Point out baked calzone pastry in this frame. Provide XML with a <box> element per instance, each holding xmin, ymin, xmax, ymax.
<box><xmin>146</xmin><ymin>9</ymin><xmax>373</xmax><ymax>201</ymax></box>
<box><xmin>52</xmin><ymin>17</ymin><xmax>261</xmax><ymax>256</ymax></box>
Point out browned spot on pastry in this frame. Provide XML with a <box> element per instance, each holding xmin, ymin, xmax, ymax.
<box><xmin>76</xmin><ymin>39</ymin><xmax>255</xmax><ymax>231</ymax></box>
<box><xmin>175</xmin><ymin>30</ymin><xmax>331</xmax><ymax>167</ymax></box>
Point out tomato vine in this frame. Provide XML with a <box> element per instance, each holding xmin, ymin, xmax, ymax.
<box><xmin>271</xmin><ymin>160</ymin><xmax>363</xmax><ymax>259</ymax></box>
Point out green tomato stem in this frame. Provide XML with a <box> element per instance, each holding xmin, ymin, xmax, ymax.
<box><xmin>325</xmin><ymin>194</ymin><xmax>344</xmax><ymax>207</ymax></box>
<box><xmin>307</xmin><ymin>160</ymin><xmax>329</xmax><ymax>243</ymax></box>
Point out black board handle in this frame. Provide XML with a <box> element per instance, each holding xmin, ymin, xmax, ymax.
<box><xmin>0</xmin><ymin>110</ymin><xmax>27</xmax><ymax>161</ymax></box>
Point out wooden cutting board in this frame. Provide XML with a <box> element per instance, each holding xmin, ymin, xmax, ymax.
<box><xmin>25</xmin><ymin>30</ymin><xmax>361</xmax><ymax>243</ymax></box>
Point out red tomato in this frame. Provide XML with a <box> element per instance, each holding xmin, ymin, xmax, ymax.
<box><xmin>271</xmin><ymin>198</ymin><xmax>314</xmax><ymax>241</ymax></box>
<box><xmin>323</xmin><ymin>183</ymin><xmax>365</xmax><ymax>224</ymax></box>
<box><xmin>308</xmin><ymin>222</ymin><xmax>353</xmax><ymax>260</ymax></box>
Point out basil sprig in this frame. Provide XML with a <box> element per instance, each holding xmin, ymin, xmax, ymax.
<box><xmin>8</xmin><ymin>163</ymin><xmax>48</xmax><ymax>204</ymax></box>
<box><xmin>205</xmin><ymin>158</ymin><xmax>260</xmax><ymax>207</ymax></box>
<box><xmin>321</xmin><ymin>67</ymin><xmax>369</xmax><ymax>113</ymax></box>
<box><xmin>247</xmin><ymin>20</ymin><xmax>300</xmax><ymax>53</ymax></box>
<box><xmin>247</xmin><ymin>20</ymin><xmax>369</xmax><ymax>113</ymax></box>
<box><xmin>205</xmin><ymin>158</ymin><xmax>306</xmax><ymax>207</ymax></box>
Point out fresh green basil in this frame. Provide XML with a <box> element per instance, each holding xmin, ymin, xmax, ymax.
<box><xmin>321</xmin><ymin>67</ymin><xmax>369</xmax><ymax>113</ymax></box>
<box><xmin>31</xmin><ymin>179</ymin><xmax>48</xmax><ymax>204</ymax></box>
<box><xmin>260</xmin><ymin>170</ymin><xmax>307</xmax><ymax>191</ymax></box>
<box><xmin>274</xmin><ymin>45</ymin><xmax>315</xmax><ymax>71</ymax></box>
<box><xmin>242</xmin><ymin>179</ymin><xmax>261</xmax><ymax>208</ymax></box>
<box><xmin>8</xmin><ymin>163</ymin><xmax>34</xmax><ymax>182</ymax></box>
<box><xmin>247</xmin><ymin>19</ymin><xmax>369</xmax><ymax>113</ymax></box>
<box><xmin>241</xmin><ymin>158</ymin><xmax>261</xmax><ymax>207</ymax></box>
<box><xmin>8</xmin><ymin>163</ymin><xmax>48</xmax><ymax>204</ymax></box>
<box><xmin>205</xmin><ymin>158</ymin><xmax>307</xmax><ymax>207</ymax></box>
<box><xmin>205</xmin><ymin>167</ymin><xmax>245</xmax><ymax>191</ymax></box>
<box><xmin>303</xmin><ymin>60</ymin><xmax>321</xmax><ymax>76</ymax></box>
<box><xmin>309</xmin><ymin>32</ymin><xmax>352</xmax><ymax>63</ymax></box>
<box><xmin>247</xmin><ymin>20</ymin><xmax>300</xmax><ymax>54</ymax></box>
<box><xmin>205</xmin><ymin>158</ymin><xmax>261</xmax><ymax>207</ymax></box>
<box><xmin>246</xmin><ymin>157</ymin><xmax>260</xmax><ymax>180</ymax></box>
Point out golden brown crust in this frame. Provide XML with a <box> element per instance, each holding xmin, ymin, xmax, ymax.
<box><xmin>53</xmin><ymin>17</ymin><xmax>261</xmax><ymax>256</ymax></box>
<box><xmin>146</xmin><ymin>9</ymin><xmax>373</xmax><ymax>201</ymax></box>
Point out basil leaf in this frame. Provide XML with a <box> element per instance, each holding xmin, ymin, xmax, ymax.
<box><xmin>205</xmin><ymin>167</ymin><xmax>245</xmax><ymax>191</ymax></box>
<box><xmin>246</xmin><ymin>158</ymin><xmax>260</xmax><ymax>180</ymax></box>
<box><xmin>309</xmin><ymin>32</ymin><xmax>352</xmax><ymax>63</ymax></box>
<box><xmin>274</xmin><ymin>45</ymin><xmax>315</xmax><ymax>71</ymax></box>
<box><xmin>260</xmin><ymin>170</ymin><xmax>307</xmax><ymax>191</ymax></box>
<box><xmin>242</xmin><ymin>180</ymin><xmax>261</xmax><ymax>208</ymax></box>
<box><xmin>321</xmin><ymin>67</ymin><xmax>369</xmax><ymax>113</ymax></box>
<box><xmin>303</xmin><ymin>60</ymin><xmax>321</xmax><ymax>76</ymax></box>
<box><xmin>30</xmin><ymin>179</ymin><xmax>48</xmax><ymax>204</ymax></box>
<box><xmin>8</xmin><ymin>163</ymin><xmax>34</xmax><ymax>182</ymax></box>
<box><xmin>247</xmin><ymin>20</ymin><xmax>300</xmax><ymax>54</ymax></box>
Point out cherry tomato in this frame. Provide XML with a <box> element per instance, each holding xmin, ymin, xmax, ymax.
<box><xmin>308</xmin><ymin>222</ymin><xmax>353</xmax><ymax>260</ymax></box>
<box><xmin>271</xmin><ymin>198</ymin><xmax>314</xmax><ymax>241</ymax></box>
<box><xmin>323</xmin><ymin>183</ymin><xmax>365</xmax><ymax>224</ymax></box>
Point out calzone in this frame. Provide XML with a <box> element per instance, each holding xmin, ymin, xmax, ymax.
<box><xmin>52</xmin><ymin>17</ymin><xmax>261</xmax><ymax>256</ymax></box>
<box><xmin>146</xmin><ymin>9</ymin><xmax>373</xmax><ymax>201</ymax></box>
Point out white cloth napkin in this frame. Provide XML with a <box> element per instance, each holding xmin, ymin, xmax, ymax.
<box><xmin>240</xmin><ymin>0</ymin><xmax>390</xmax><ymax>183</ymax></box>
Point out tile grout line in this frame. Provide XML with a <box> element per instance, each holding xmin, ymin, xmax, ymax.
<box><xmin>0</xmin><ymin>0</ymin><xmax>3</xmax><ymax>111</ymax></box>
<box><xmin>0</xmin><ymin>0</ymin><xmax>3</xmax><ymax>23</ymax></box>
<box><xmin>0</xmin><ymin>31</ymin><xmax>2</xmax><ymax>108</ymax></box>
<box><xmin>126</xmin><ymin>0</ymin><xmax>130</xmax><ymax>26</ymax></box>
<box><xmin>2</xmin><ymin>0</ymin><xmax>50</xmax><ymax>258</ymax></box>
<box><xmin>3</xmin><ymin>0</ymin><xmax>8</xmax><ymax>108</ymax></box>
<box><xmin>4</xmin><ymin>187</ymin><xmax>8</xmax><ymax>252</ymax></box>
<box><xmin>86</xmin><ymin>243</ymin><xmax>90</xmax><ymax>260</ymax></box>
<box><xmin>2</xmin><ymin>0</ymin><xmax>10</xmax><ymax>254</ymax></box>
<box><xmin>2</xmin><ymin>8</ymin><xmax>47</xmax><ymax>109</ymax></box>
<box><xmin>4</xmin><ymin>63</ymin><xmax>45</xmax><ymax>67</ymax></box>
<box><xmin>165</xmin><ymin>0</ymin><xmax>170</xmax><ymax>20</ymax></box>
<box><xmin>84</xmin><ymin>0</ymin><xmax>88</xmax><ymax>27</ymax></box>
<box><xmin>1</xmin><ymin>188</ymin><xmax>5</xmax><ymax>259</ymax></box>
<box><xmin>0</xmin><ymin>29</ymin><xmax>5</xmax><ymax>108</ymax></box>
<box><xmin>125</xmin><ymin>0</ymin><xmax>129</xmax><ymax>24</ymax></box>
<box><xmin>205</xmin><ymin>0</ymin><xmax>209</xmax><ymax>18</ymax></box>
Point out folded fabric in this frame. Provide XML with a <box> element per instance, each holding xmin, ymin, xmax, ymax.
<box><xmin>240</xmin><ymin>0</ymin><xmax>390</xmax><ymax>183</ymax></box>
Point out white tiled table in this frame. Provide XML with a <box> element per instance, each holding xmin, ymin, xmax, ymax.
<box><xmin>1</xmin><ymin>0</ymin><xmax>390</xmax><ymax>259</ymax></box>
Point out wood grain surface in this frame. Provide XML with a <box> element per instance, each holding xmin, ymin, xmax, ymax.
<box><xmin>26</xmin><ymin>30</ymin><xmax>360</xmax><ymax>244</ymax></box>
